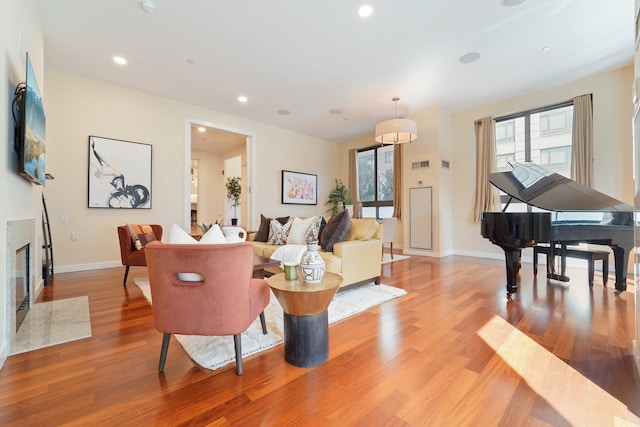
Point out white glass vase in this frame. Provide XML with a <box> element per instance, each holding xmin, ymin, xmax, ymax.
<box><xmin>299</xmin><ymin>242</ymin><xmax>325</xmax><ymax>284</ymax></box>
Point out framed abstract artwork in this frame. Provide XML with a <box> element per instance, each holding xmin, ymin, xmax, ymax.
<box><xmin>88</xmin><ymin>135</ymin><xmax>152</xmax><ymax>209</ymax></box>
<box><xmin>281</xmin><ymin>170</ymin><xmax>317</xmax><ymax>205</ymax></box>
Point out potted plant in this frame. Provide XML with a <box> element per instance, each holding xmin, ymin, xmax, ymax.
<box><xmin>326</xmin><ymin>179</ymin><xmax>350</xmax><ymax>214</ymax></box>
<box><xmin>344</xmin><ymin>191</ymin><xmax>354</xmax><ymax>216</ymax></box>
<box><xmin>226</xmin><ymin>176</ymin><xmax>241</xmax><ymax>225</ymax></box>
<box><xmin>199</xmin><ymin>218</ymin><xmax>224</xmax><ymax>233</ymax></box>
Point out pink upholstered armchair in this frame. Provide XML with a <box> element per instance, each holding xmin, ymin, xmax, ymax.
<box><xmin>117</xmin><ymin>224</ymin><xmax>163</xmax><ymax>285</ymax></box>
<box><xmin>144</xmin><ymin>241</ymin><xmax>270</xmax><ymax>375</ymax></box>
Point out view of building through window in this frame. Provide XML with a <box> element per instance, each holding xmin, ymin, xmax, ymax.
<box><xmin>494</xmin><ymin>102</ymin><xmax>574</xmax><ymax>212</ymax></box>
<box><xmin>356</xmin><ymin>144</ymin><xmax>394</xmax><ymax>218</ymax></box>
<box><xmin>495</xmin><ymin>104</ymin><xmax>573</xmax><ymax>177</ymax></box>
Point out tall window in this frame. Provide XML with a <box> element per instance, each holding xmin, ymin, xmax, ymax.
<box><xmin>356</xmin><ymin>144</ymin><xmax>394</xmax><ymax>218</ymax></box>
<box><xmin>495</xmin><ymin>102</ymin><xmax>574</xmax><ymax>208</ymax></box>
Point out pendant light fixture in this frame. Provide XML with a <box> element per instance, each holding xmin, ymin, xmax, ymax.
<box><xmin>374</xmin><ymin>97</ymin><xmax>417</xmax><ymax>144</ymax></box>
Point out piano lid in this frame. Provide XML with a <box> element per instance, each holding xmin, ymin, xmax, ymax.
<box><xmin>488</xmin><ymin>162</ymin><xmax>633</xmax><ymax>212</ymax></box>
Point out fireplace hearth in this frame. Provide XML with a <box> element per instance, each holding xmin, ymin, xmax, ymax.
<box><xmin>6</xmin><ymin>219</ymin><xmax>36</xmax><ymax>353</ymax></box>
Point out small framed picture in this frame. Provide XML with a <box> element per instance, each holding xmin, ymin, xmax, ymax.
<box><xmin>281</xmin><ymin>170</ymin><xmax>317</xmax><ymax>205</ymax></box>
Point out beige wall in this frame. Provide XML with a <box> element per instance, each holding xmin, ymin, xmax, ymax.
<box><xmin>339</xmin><ymin>106</ymin><xmax>447</xmax><ymax>254</ymax></box>
<box><xmin>451</xmin><ymin>65</ymin><xmax>634</xmax><ymax>259</ymax></box>
<box><xmin>44</xmin><ymin>68</ymin><xmax>341</xmax><ymax>272</ymax></box>
<box><xmin>1</xmin><ymin>0</ymin><xmax>45</xmax><ymax>366</ymax></box>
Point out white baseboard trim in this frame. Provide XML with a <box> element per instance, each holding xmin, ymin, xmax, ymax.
<box><xmin>403</xmin><ymin>248</ymin><xmax>442</xmax><ymax>258</ymax></box>
<box><xmin>55</xmin><ymin>260</ymin><xmax>122</xmax><ymax>274</ymax></box>
<box><xmin>453</xmin><ymin>250</ymin><xmax>504</xmax><ymax>260</ymax></box>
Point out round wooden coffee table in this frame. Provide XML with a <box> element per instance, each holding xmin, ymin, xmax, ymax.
<box><xmin>267</xmin><ymin>272</ymin><xmax>342</xmax><ymax>367</ymax></box>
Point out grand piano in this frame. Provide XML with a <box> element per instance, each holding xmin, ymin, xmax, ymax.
<box><xmin>481</xmin><ymin>162</ymin><xmax>633</xmax><ymax>296</ymax></box>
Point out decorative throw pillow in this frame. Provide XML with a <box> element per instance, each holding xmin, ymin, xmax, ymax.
<box><xmin>268</xmin><ymin>219</ymin><xmax>292</xmax><ymax>245</ymax></box>
<box><xmin>168</xmin><ymin>223</ymin><xmax>198</xmax><ymax>244</ymax></box>
<box><xmin>303</xmin><ymin>216</ymin><xmax>325</xmax><ymax>243</ymax></box>
<box><xmin>286</xmin><ymin>217</ymin><xmax>317</xmax><ymax>245</ymax></box>
<box><xmin>320</xmin><ymin>210</ymin><xmax>352</xmax><ymax>252</ymax></box>
<box><xmin>317</xmin><ymin>216</ymin><xmax>328</xmax><ymax>241</ymax></box>
<box><xmin>127</xmin><ymin>224</ymin><xmax>157</xmax><ymax>250</ymax></box>
<box><xmin>167</xmin><ymin>224</ymin><xmax>201</xmax><ymax>281</ymax></box>
<box><xmin>199</xmin><ymin>224</ymin><xmax>227</xmax><ymax>244</ymax></box>
<box><xmin>254</xmin><ymin>214</ymin><xmax>290</xmax><ymax>242</ymax></box>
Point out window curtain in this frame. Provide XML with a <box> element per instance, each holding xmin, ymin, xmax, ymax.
<box><xmin>393</xmin><ymin>144</ymin><xmax>403</xmax><ymax>220</ymax></box>
<box><xmin>571</xmin><ymin>94</ymin><xmax>593</xmax><ymax>187</ymax></box>
<box><xmin>473</xmin><ymin>117</ymin><xmax>500</xmax><ymax>222</ymax></box>
<box><xmin>348</xmin><ymin>148</ymin><xmax>357</xmax><ymax>201</ymax></box>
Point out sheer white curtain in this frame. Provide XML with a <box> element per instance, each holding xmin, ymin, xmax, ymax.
<box><xmin>473</xmin><ymin>117</ymin><xmax>500</xmax><ymax>222</ymax></box>
<box><xmin>571</xmin><ymin>94</ymin><xmax>593</xmax><ymax>187</ymax></box>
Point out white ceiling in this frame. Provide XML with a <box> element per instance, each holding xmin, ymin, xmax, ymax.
<box><xmin>35</xmin><ymin>0</ymin><xmax>635</xmax><ymax>143</ymax></box>
<box><xmin>191</xmin><ymin>125</ymin><xmax>245</xmax><ymax>154</ymax></box>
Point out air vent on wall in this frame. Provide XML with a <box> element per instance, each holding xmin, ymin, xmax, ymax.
<box><xmin>412</xmin><ymin>160</ymin><xmax>429</xmax><ymax>170</ymax></box>
<box><xmin>441</xmin><ymin>160</ymin><xmax>450</xmax><ymax>169</ymax></box>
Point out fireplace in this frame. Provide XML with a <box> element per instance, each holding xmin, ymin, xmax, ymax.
<box><xmin>6</xmin><ymin>218</ymin><xmax>37</xmax><ymax>353</ymax></box>
<box><xmin>15</xmin><ymin>244</ymin><xmax>30</xmax><ymax>331</ymax></box>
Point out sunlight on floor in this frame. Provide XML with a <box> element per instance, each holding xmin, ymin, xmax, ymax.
<box><xmin>477</xmin><ymin>315</ymin><xmax>640</xmax><ymax>426</ymax></box>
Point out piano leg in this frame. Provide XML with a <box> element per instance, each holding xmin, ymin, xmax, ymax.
<box><xmin>502</xmin><ymin>248</ymin><xmax>521</xmax><ymax>295</ymax></box>
<box><xmin>612</xmin><ymin>246</ymin><xmax>629</xmax><ymax>294</ymax></box>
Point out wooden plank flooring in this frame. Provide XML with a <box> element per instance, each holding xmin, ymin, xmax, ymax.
<box><xmin>0</xmin><ymin>255</ymin><xmax>639</xmax><ymax>426</ymax></box>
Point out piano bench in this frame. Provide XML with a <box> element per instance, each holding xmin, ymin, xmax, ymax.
<box><xmin>533</xmin><ymin>245</ymin><xmax>609</xmax><ymax>287</ymax></box>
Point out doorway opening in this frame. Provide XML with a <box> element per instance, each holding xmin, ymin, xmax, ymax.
<box><xmin>185</xmin><ymin>120</ymin><xmax>254</xmax><ymax>235</ymax></box>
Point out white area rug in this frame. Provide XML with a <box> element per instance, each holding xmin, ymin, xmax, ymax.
<box><xmin>134</xmin><ymin>278</ymin><xmax>406</xmax><ymax>371</ymax></box>
<box><xmin>382</xmin><ymin>253</ymin><xmax>410</xmax><ymax>264</ymax></box>
<box><xmin>12</xmin><ymin>296</ymin><xmax>92</xmax><ymax>355</ymax></box>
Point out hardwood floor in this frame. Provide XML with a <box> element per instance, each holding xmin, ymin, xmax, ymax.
<box><xmin>1</xmin><ymin>255</ymin><xmax>639</xmax><ymax>426</ymax></box>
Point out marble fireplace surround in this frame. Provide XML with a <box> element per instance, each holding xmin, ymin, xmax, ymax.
<box><xmin>6</xmin><ymin>218</ymin><xmax>37</xmax><ymax>354</ymax></box>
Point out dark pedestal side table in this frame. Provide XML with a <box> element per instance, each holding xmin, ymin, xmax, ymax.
<box><xmin>267</xmin><ymin>272</ymin><xmax>342</xmax><ymax>367</ymax></box>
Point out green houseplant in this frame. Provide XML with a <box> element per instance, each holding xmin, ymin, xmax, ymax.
<box><xmin>326</xmin><ymin>179</ymin><xmax>351</xmax><ymax>214</ymax></box>
<box><xmin>199</xmin><ymin>218</ymin><xmax>224</xmax><ymax>233</ymax></box>
<box><xmin>226</xmin><ymin>176</ymin><xmax>241</xmax><ymax>225</ymax></box>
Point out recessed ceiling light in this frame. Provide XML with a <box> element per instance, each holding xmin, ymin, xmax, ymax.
<box><xmin>238</xmin><ymin>95</ymin><xmax>248</xmax><ymax>103</ymax></box>
<box><xmin>329</xmin><ymin>109</ymin><xmax>343</xmax><ymax>115</ymax></box>
<box><xmin>140</xmin><ymin>0</ymin><xmax>155</xmax><ymax>13</ymax></box>
<box><xmin>113</xmin><ymin>56</ymin><xmax>127</xmax><ymax>65</ymax></box>
<box><xmin>277</xmin><ymin>109</ymin><xmax>290</xmax><ymax>115</ymax></box>
<box><xmin>197</xmin><ymin>127</ymin><xmax>206</xmax><ymax>132</ymax></box>
<box><xmin>459</xmin><ymin>52</ymin><xmax>481</xmax><ymax>64</ymax></box>
<box><xmin>359</xmin><ymin>5</ymin><xmax>373</xmax><ymax>18</ymax></box>
<box><xmin>502</xmin><ymin>0</ymin><xmax>527</xmax><ymax>7</ymax></box>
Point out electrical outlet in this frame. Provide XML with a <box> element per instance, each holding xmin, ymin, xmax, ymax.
<box><xmin>60</xmin><ymin>214</ymin><xmax>68</xmax><ymax>223</ymax></box>
<box><xmin>71</xmin><ymin>232</ymin><xmax>79</xmax><ymax>241</ymax></box>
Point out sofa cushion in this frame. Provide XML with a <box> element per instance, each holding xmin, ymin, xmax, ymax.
<box><xmin>346</xmin><ymin>218</ymin><xmax>379</xmax><ymax>241</ymax></box>
<box><xmin>286</xmin><ymin>216</ymin><xmax>317</xmax><ymax>245</ymax></box>
<box><xmin>320</xmin><ymin>210</ymin><xmax>352</xmax><ymax>252</ymax></box>
<box><xmin>304</xmin><ymin>216</ymin><xmax>325</xmax><ymax>243</ymax></box>
<box><xmin>268</xmin><ymin>219</ymin><xmax>292</xmax><ymax>245</ymax></box>
<box><xmin>254</xmin><ymin>214</ymin><xmax>290</xmax><ymax>242</ymax></box>
<box><xmin>127</xmin><ymin>223</ymin><xmax>157</xmax><ymax>250</ymax></box>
